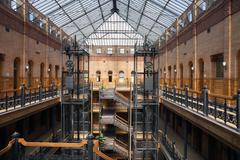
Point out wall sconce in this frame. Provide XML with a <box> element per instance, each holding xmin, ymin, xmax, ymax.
<box><xmin>48</xmin><ymin>68</ymin><xmax>51</xmax><ymax>72</ymax></box>
<box><xmin>222</xmin><ymin>61</ymin><xmax>227</xmax><ymax>70</ymax></box>
<box><xmin>174</xmin><ymin>69</ymin><xmax>177</xmax><ymax>73</ymax></box>
<box><xmin>25</xmin><ymin>65</ymin><xmax>29</xmax><ymax>72</ymax></box>
<box><xmin>191</xmin><ymin>66</ymin><xmax>194</xmax><ymax>71</ymax></box>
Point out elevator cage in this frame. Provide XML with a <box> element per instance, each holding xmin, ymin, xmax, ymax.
<box><xmin>61</xmin><ymin>42</ymin><xmax>90</xmax><ymax>148</ymax></box>
<box><xmin>133</xmin><ymin>42</ymin><xmax>160</xmax><ymax>160</ymax></box>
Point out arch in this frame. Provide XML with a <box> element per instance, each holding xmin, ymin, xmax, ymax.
<box><xmin>189</xmin><ymin>61</ymin><xmax>194</xmax><ymax>89</ymax></box>
<box><xmin>55</xmin><ymin>65</ymin><xmax>59</xmax><ymax>83</ymax></box>
<box><xmin>179</xmin><ymin>64</ymin><xmax>183</xmax><ymax>88</ymax></box>
<box><xmin>119</xmin><ymin>71</ymin><xmax>125</xmax><ymax>82</ymax></box>
<box><xmin>198</xmin><ymin>58</ymin><xmax>204</xmax><ymax>90</ymax></box>
<box><xmin>40</xmin><ymin>63</ymin><xmax>45</xmax><ymax>86</ymax></box>
<box><xmin>168</xmin><ymin>66</ymin><xmax>171</xmax><ymax>86</ymax></box>
<box><xmin>108</xmin><ymin>70</ymin><xmax>113</xmax><ymax>82</ymax></box>
<box><xmin>27</xmin><ymin>60</ymin><xmax>33</xmax><ymax>87</ymax></box>
<box><xmin>0</xmin><ymin>54</ymin><xmax>4</xmax><ymax>90</ymax></box>
<box><xmin>238</xmin><ymin>51</ymin><xmax>240</xmax><ymax>89</ymax></box>
<box><xmin>96</xmin><ymin>70</ymin><xmax>101</xmax><ymax>82</ymax></box>
<box><xmin>13</xmin><ymin>57</ymin><xmax>20</xmax><ymax>89</ymax></box>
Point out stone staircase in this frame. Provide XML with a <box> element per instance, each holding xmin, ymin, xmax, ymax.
<box><xmin>99</xmin><ymin>89</ymin><xmax>131</xmax><ymax>108</ymax></box>
<box><xmin>103</xmin><ymin>138</ymin><xmax>130</xmax><ymax>159</ymax></box>
<box><xmin>100</xmin><ymin>114</ymin><xmax>132</xmax><ymax>132</ymax></box>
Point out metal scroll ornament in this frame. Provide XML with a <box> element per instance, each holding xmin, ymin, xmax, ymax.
<box><xmin>66</xmin><ymin>59</ymin><xmax>74</xmax><ymax>75</ymax></box>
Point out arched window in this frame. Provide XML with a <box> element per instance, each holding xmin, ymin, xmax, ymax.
<box><xmin>168</xmin><ymin>66</ymin><xmax>171</xmax><ymax>86</ymax></box>
<box><xmin>238</xmin><ymin>51</ymin><xmax>240</xmax><ymax>88</ymax></box>
<box><xmin>119</xmin><ymin>71</ymin><xmax>125</xmax><ymax>82</ymax></box>
<box><xmin>163</xmin><ymin>67</ymin><xmax>166</xmax><ymax>84</ymax></box>
<box><xmin>40</xmin><ymin>63</ymin><xmax>45</xmax><ymax>86</ymax></box>
<box><xmin>96</xmin><ymin>71</ymin><xmax>101</xmax><ymax>82</ymax></box>
<box><xmin>0</xmin><ymin>54</ymin><xmax>4</xmax><ymax>90</ymax></box>
<box><xmin>198</xmin><ymin>59</ymin><xmax>204</xmax><ymax>90</ymax></box>
<box><xmin>108</xmin><ymin>71</ymin><xmax>113</xmax><ymax>82</ymax></box>
<box><xmin>55</xmin><ymin>65</ymin><xmax>59</xmax><ymax>82</ymax></box>
<box><xmin>13</xmin><ymin>57</ymin><xmax>20</xmax><ymax>89</ymax></box>
<box><xmin>131</xmin><ymin>71</ymin><xmax>134</xmax><ymax>83</ymax></box>
<box><xmin>180</xmin><ymin>64</ymin><xmax>183</xmax><ymax>88</ymax></box>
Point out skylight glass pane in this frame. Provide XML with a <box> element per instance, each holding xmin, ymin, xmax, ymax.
<box><xmin>87</xmin><ymin>13</ymin><xmax>143</xmax><ymax>46</ymax></box>
<box><xmin>30</xmin><ymin>0</ymin><xmax>193</xmax><ymax>43</ymax></box>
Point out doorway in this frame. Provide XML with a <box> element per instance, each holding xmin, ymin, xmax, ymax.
<box><xmin>238</xmin><ymin>51</ymin><xmax>240</xmax><ymax>89</ymax></box>
<box><xmin>180</xmin><ymin>64</ymin><xmax>183</xmax><ymax>88</ymax></box>
<box><xmin>198</xmin><ymin>59</ymin><xmax>204</xmax><ymax>90</ymax></box>
<box><xmin>13</xmin><ymin>57</ymin><xmax>20</xmax><ymax>89</ymax></box>
<box><xmin>168</xmin><ymin>66</ymin><xmax>171</xmax><ymax>86</ymax></box>
<box><xmin>108</xmin><ymin>71</ymin><xmax>113</xmax><ymax>82</ymax></box>
<box><xmin>40</xmin><ymin>63</ymin><xmax>45</xmax><ymax>86</ymax></box>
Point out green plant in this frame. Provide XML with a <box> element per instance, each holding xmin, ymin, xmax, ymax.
<box><xmin>96</xmin><ymin>133</ymin><xmax>106</xmax><ymax>143</ymax></box>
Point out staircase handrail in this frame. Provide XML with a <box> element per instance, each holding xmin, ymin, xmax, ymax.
<box><xmin>115</xmin><ymin>114</ymin><xmax>128</xmax><ymax>125</ymax></box>
<box><xmin>114</xmin><ymin>138</ymin><xmax>128</xmax><ymax>150</ymax></box>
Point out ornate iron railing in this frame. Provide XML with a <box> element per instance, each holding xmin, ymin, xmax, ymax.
<box><xmin>161</xmin><ymin>85</ymin><xmax>240</xmax><ymax>131</ymax></box>
<box><xmin>0</xmin><ymin>84</ymin><xmax>59</xmax><ymax>113</ymax></box>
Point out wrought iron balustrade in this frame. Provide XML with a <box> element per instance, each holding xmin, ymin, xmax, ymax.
<box><xmin>0</xmin><ymin>84</ymin><xmax>59</xmax><ymax>113</ymax></box>
<box><xmin>161</xmin><ymin>85</ymin><xmax>240</xmax><ymax>131</ymax></box>
<box><xmin>159</xmin><ymin>131</ymin><xmax>183</xmax><ymax>160</ymax></box>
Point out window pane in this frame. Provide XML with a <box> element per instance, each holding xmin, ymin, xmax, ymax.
<box><xmin>120</xmin><ymin>48</ymin><xmax>124</xmax><ymax>54</ymax></box>
<box><xmin>96</xmin><ymin>48</ymin><xmax>101</xmax><ymax>54</ymax></box>
<box><xmin>216</xmin><ymin>61</ymin><xmax>224</xmax><ymax>78</ymax></box>
<box><xmin>130</xmin><ymin>48</ymin><xmax>134</xmax><ymax>54</ymax></box>
<box><xmin>107</xmin><ymin>48</ymin><xmax>113</xmax><ymax>54</ymax></box>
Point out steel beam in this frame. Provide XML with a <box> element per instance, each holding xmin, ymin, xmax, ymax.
<box><xmin>61</xmin><ymin>0</ymin><xmax>112</xmax><ymax>28</ymax></box>
<box><xmin>136</xmin><ymin>0</ymin><xmax>148</xmax><ymax>31</ymax></box>
<box><xmin>46</xmin><ymin>0</ymin><xmax>77</xmax><ymax>16</ymax></box>
<box><xmin>53</xmin><ymin>0</ymin><xmax>87</xmax><ymax>38</ymax></box>
<box><xmin>69</xmin><ymin>12</ymin><xmax>112</xmax><ymax>36</ymax></box>
<box><xmin>146</xmin><ymin>0</ymin><xmax>172</xmax><ymax>37</ymax></box>
<box><xmin>117</xmin><ymin>0</ymin><xmax>168</xmax><ymax>28</ymax></box>
<box><xmin>97</xmin><ymin>0</ymin><xmax>105</xmax><ymax>21</ymax></box>
<box><xmin>77</xmin><ymin>0</ymin><xmax>96</xmax><ymax>31</ymax></box>
<box><xmin>126</xmin><ymin>0</ymin><xmax>130</xmax><ymax>22</ymax></box>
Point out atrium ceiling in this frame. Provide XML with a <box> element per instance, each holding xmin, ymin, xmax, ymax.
<box><xmin>29</xmin><ymin>0</ymin><xmax>193</xmax><ymax>45</ymax></box>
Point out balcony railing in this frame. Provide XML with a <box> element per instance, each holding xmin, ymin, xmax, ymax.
<box><xmin>93</xmin><ymin>80</ymin><xmax>133</xmax><ymax>90</ymax></box>
<box><xmin>161</xmin><ymin>84</ymin><xmax>240</xmax><ymax>131</ymax></box>
<box><xmin>159</xmin><ymin>130</ymin><xmax>183</xmax><ymax>160</ymax></box>
<box><xmin>0</xmin><ymin>84</ymin><xmax>59</xmax><ymax>114</ymax></box>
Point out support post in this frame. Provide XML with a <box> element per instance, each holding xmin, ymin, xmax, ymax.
<box><xmin>20</xmin><ymin>84</ymin><xmax>25</xmax><ymax>107</ymax></box>
<box><xmin>202</xmin><ymin>85</ymin><xmax>208</xmax><ymax>116</ymax></box>
<box><xmin>51</xmin><ymin>83</ymin><xmax>54</xmax><ymax>97</ymax></box>
<box><xmin>185</xmin><ymin>85</ymin><xmax>189</xmax><ymax>108</ymax></box>
<box><xmin>237</xmin><ymin>89</ymin><xmax>240</xmax><ymax>131</ymax></box>
<box><xmin>183</xmin><ymin>120</ymin><xmax>188</xmax><ymax>160</ymax></box>
<box><xmin>172</xmin><ymin>141</ymin><xmax>175</xmax><ymax>159</ymax></box>
<box><xmin>87</xmin><ymin>134</ymin><xmax>94</xmax><ymax>160</ymax></box>
<box><xmin>11</xmin><ymin>132</ymin><xmax>21</xmax><ymax>160</ymax></box>
<box><xmin>5</xmin><ymin>91</ymin><xmax>8</xmax><ymax>111</ymax></box>
<box><xmin>91</xmin><ymin>82</ymin><xmax>93</xmax><ymax>134</ymax></box>
<box><xmin>173</xmin><ymin>85</ymin><xmax>176</xmax><ymax>102</ymax></box>
<box><xmin>51</xmin><ymin>107</ymin><xmax>56</xmax><ymax>140</ymax></box>
<box><xmin>39</xmin><ymin>84</ymin><xmax>42</xmax><ymax>101</ymax></box>
<box><xmin>129</xmin><ymin>82</ymin><xmax>132</xmax><ymax>160</ymax></box>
